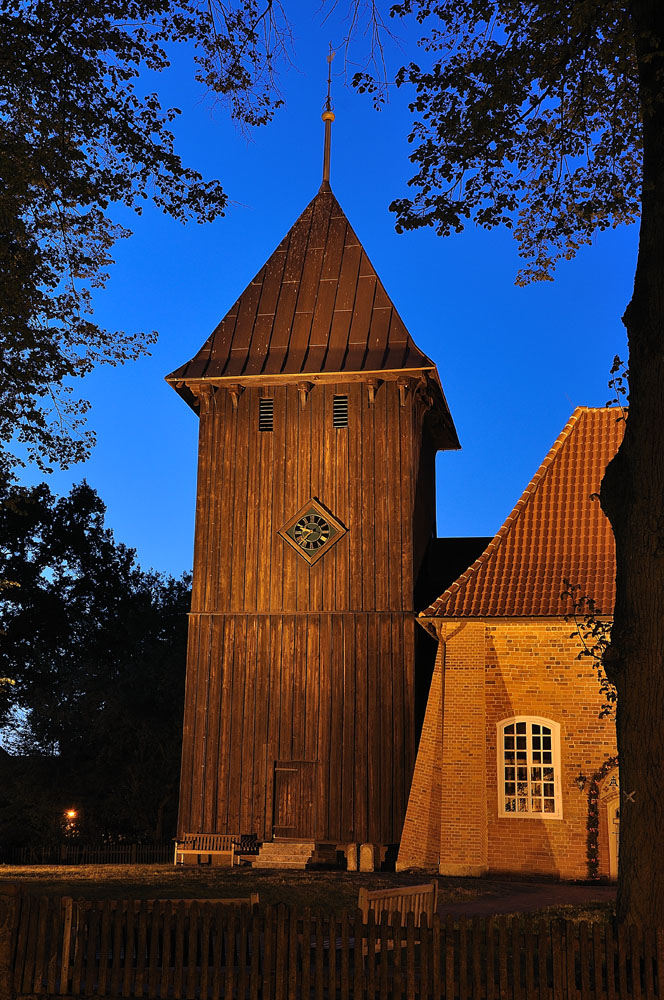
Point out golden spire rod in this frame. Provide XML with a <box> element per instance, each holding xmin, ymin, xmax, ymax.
<box><xmin>322</xmin><ymin>43</ymin><xmax>335</xmax><ymax>187</ymax></box>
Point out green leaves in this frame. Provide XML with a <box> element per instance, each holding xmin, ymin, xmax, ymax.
<box><xmin>376</xmin><ymin>0</ymin><xmax>641</xmax><ymax>282</ymax></box>
<box><xmin>0</xmin><ymin>1</ymin><xmax>291</xmax><ymax>476</ymax></box>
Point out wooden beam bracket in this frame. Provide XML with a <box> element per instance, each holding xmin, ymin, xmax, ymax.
<box><xmin>227</xmin><ymin>384</ymin><xmax>244</xmax><ymax>410</ymax></box>
<box><xmin>297</xmin><ymin>381</ymin><xmax>314</xmax><ymax>410</ymax></box>
<box><xmin>365</xmin><ymin>378</ymin><xmax>381</xmax><ymax>406</ymax></box>
<box><xmin>195</xmin><ymin>384</ymin><xmax>216</xmax><ymax>415</ymax></box>
<box><xmin>396</xmin><ymin>377</ymin><xmax>413</xmax><ymax>407</ymax></box>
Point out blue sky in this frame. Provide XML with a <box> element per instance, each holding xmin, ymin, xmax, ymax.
<box><xmin>19</xmin><ymin>5</ymin><xmax>636</xmax><ymax>578</ymax></box>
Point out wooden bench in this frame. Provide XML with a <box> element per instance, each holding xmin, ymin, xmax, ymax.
<box><xmin>174</xmin><ymin>833</ymin><xmax>239</xmax><ymax>867</ymax></box>
<box><xmin>358</xmin><ymin>883</ymin><xmax>439</xmax><ymax>957</ymax></box>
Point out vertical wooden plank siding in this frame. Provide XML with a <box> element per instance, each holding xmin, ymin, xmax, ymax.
<box><xmin>177</xmin><ymin>381</ymin><xmax>432</xmax><ymax>843</ymax></box>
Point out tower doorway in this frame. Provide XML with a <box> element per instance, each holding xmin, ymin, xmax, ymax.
<box><xmin>273</xmin><ymin>761</ymin><xmax>317</xmax><ymax>840</ymax></box>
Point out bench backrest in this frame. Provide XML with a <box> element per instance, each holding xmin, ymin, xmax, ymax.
<box><xmin>179</xmin><ymin>833</ymin><xmax>238</xmax><ymax>851</ymax></box>
<box><xmin>358</xmin><ymin>883</ymin><xmax>438</xmax><ymax>926</ymax></box>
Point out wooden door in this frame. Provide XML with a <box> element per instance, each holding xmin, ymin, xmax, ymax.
<box><xmin>607</xmin><ymin>796</ymin><xmax>620</xmax><ymax>880</ymax></box>
<box><xmin>273</xmin><ymin>761</ymin><xmax>317</xmax><ymax>839</ymax></box>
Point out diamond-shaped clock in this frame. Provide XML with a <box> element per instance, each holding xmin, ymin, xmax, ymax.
<box><xmin>278</xmin><ymin>498</ymin><xmax>347</xmax><ymax>565</ymax></box>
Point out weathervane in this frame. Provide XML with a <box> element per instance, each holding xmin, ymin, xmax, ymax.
<box><xmin>322</xmin><ymin>43</ymin><xmax>335</xmax><ymax>186</ymax></box>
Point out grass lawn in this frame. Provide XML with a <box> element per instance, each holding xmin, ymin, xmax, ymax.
<box><xmin>0</xmin><ymin>865</ymin><xmax>492</xmax><ymax>911</ymax></box>
<box><xmin>0</xmin><ymin>865</ymin><xmax>615</xmax><ymax>921</ymax></box>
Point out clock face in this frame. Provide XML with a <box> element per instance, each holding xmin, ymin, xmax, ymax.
<box><xmin>278</xmin><ymin>499</ymin><xmax>347</xmax><ymax>564</ymax></box>
<box><xmin>290</xmin><ymin>513</ymin><xmax>335</xmax><ymax>551</ymax></box>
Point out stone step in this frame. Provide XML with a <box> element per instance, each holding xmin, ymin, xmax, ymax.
<box><xmin>258</xmin><ymin>843</ymin><xmax>315</xmax><ymax>855</ymax></box>
<box><xmin>252</xmin><ymin>860</ymin><xmax>309</xmax><ymax>869</ymax></box>
<box><xmin>251</xmin><ymin>840</ymin><xmax>316</xmax><ymax>870</ymax></box>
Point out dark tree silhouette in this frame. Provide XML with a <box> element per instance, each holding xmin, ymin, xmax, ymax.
<box><xmin>0</xmin><ymin>482</ymin><xmax>190</xmax><ymax>843</ymax></box>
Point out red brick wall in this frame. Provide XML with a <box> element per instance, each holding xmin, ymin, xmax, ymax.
<box><xmin>398</xmin><ymin>619</ymin><xmax>618</xmax><ymax>880</ymax></box>
<box><xmin>438</xmin><ymin>622</ymin><xmax>488</xmax><ymax>876</ymax></box>
<box><xmin>397</xmin><ymin>642</ymin><xmax>444</xmax><ymax>869</ymax></box>
<box><xmin>485</xmin><ymin>622</ymin><xmax>616</xmax><ymax>879</ymax></box>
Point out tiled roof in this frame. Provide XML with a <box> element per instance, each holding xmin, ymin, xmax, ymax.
<box><xmin>167</xmin><ymin>185</ymin><xmax>441</xmax><ymax>383</ymax></box>
<box><xmin>422</xmin><ymin>407</ymin><xmax>624</xmax><ymax>619</ymax></box>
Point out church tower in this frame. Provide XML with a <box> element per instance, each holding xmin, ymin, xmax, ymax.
<box><xmin>167</xmin><ymin>109</ymin><xmax>458</xmax><ymax>857</ymax></box>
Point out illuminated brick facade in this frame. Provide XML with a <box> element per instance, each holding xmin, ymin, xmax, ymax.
<box><xmin>398</xmin><ymin>619</ymin><xmax>618</xmax><ymax>878</ymax></box>
<box><xmin>398</xmin><ymin>409</ymin><xmax>623</xmax><ymax>880</ymax></box>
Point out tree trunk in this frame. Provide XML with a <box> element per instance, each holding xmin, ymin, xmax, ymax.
<box><xmin>599</xmin><ymin>0</ymin><xmax>664</xmax><ymax>928</ymax></box>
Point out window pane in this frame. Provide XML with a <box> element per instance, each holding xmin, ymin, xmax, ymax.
<box><xmin>502</xmin><ymin>719</ymin><xmax>559</xmax><ymax>818</ymax></box>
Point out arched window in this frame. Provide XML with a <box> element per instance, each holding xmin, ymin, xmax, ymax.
<box><xmin>497</xmin><ymin>718</ymin><xmax>562</xmax><ymax>819</ymax></box>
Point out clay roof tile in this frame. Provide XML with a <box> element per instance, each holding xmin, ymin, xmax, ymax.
<box><xmin>421</xmin><ymin>407</ymin><xmax>624</xmax><ymax>620</ymax></box>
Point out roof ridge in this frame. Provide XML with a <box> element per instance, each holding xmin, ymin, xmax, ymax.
<box><xmin>420</xmin><ymin>406</ymin><xmax>591</xmax><ymax>618</ymax></box>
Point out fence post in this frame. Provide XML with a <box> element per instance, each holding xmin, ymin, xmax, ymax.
<box><xmin>0</xmin><ymin>883</ymin><xmax>21</xmax><ymax>1000</ymax></box>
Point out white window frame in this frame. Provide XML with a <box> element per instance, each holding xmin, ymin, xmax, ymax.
<box><xmin>496</xmin><ymin>717</ymin><xmax>563</xmax><ymax>819</ymax></box>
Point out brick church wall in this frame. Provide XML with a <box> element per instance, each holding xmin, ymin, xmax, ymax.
<box><xmin>398</xmin><ymin>618</ymin><xmax>617</xmax><ymax>880</ymax></box>
<box><xmin>397</xmin><ymin>643</ymin><xmax>444</xmax><ymax>869</ymax></box>
<box><xmin>486</xmin><ymin>620</ymin><xmax>616</xmax><ymax>880</ymax></box>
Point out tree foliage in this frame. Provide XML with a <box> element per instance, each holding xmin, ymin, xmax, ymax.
<box><xmin>0</xmin><ymin>481</ymin><xmax>190</xmax><ymax>843</ymax></box>
<box><xmin>353</xmin><ymin>0</ymin><xmax>664</xmax><ymax>927</ymax></box>
<box><xmin>355</xmin><ymin>0</ymin><xmax>641</xmax><ymax>284</ymax></box>
<box><xmin>0</xmin><ymin>1</ymin><xmax>289</xmax><ymax>477</ymax></box>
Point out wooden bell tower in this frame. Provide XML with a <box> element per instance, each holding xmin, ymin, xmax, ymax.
<box><xmin>167</xmin><ymin>109</ymin><xmax>459</xmax><ymax>855</ymax></box>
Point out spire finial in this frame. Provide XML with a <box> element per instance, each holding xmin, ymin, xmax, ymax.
<box><xmin>321</xmin><ymin>44</ymin><xmax>335</xmax><ymax>187</ymax></box>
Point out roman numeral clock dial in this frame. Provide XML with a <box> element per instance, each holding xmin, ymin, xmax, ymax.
<box><xmin>279</xmin><ymin>499</ymin><xmax>347</xmax><ymax>565</ymax></box>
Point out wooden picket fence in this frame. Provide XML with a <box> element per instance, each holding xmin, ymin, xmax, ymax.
<box><xmin>10</xmin><ymin>894</ymin><xmax>664</xmax><ymax>999</ymax></box>
<box><xmin>5</xmin><ymin>843</ymin><xmax>173</xmax><ymax>865</ymax></box>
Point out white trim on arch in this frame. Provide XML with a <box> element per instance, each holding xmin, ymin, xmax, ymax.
<box><xmin>496</xmin><ymin>717</ymin><xmax>563</xmax><ymax>820</ymax></box>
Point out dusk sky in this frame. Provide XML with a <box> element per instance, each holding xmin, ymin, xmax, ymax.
<box><xmin>19</xmin><ymin>5</ymin><xmax>636</xmax><ymax>578</ymax></box>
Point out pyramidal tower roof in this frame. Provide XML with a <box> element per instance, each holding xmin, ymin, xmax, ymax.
<box><xmin>167</xmin><ymin>185</ymin><xmax>444</xmax><ymax>383</ymax></box>
<box><xmin>166</xmin><ymin>107</ymin><xmax>459</xmax><ymax>449</ymax></box>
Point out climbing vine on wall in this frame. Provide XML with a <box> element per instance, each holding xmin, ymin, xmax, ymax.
<box><xmin>584</xmin><ymin>755</ymin><xmax>620</xmax><ymax>879</ymax></box>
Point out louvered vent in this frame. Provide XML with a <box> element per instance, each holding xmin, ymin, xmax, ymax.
<box><xmin>259</xmin><ymin>398</ymin><xmax>274</xmax><ymax>431</ymax></box>
<box><xmin>333</xmin><ymin>395</ymin><xmax>348</xmax><ymax>428</ymax></box>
